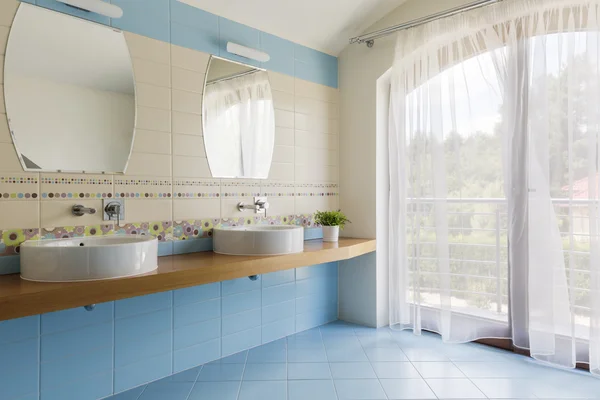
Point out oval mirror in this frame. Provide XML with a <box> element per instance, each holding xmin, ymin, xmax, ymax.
<box><xmin>203</xmin><ymin>56</ymin><xmax>275</xmax><ymax>179</ymax></box>
<box><xmin>4</xmin><ymin>4</ymin><xmax>136</xmax><ymax>173</ymax></box>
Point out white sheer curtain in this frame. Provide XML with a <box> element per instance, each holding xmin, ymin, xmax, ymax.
<box><xmin>389</xmin><ymin>0</ymin><xmax>600</xmax><ymax>374</ymax></box>
<box><xmin>203</xmin><ymin>71</ymin><xmax>274</xmax><ymax>178</ymax></box>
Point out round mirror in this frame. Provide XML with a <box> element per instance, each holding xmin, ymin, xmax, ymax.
<box><xmin>202</xmin><ymin>56</ymin><xmax>275</xmax><ymax>179</ymax></box>
<box><xmin>4</xmin><ymin>4</ymin><xmax>136</xmax><ymax>173</ymax></box>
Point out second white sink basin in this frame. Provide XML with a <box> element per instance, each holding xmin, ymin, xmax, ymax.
<box><xmin>213</xmin><ymin>225</ymin><xmax>304</xmax><ymax>256</ymax></box>
<box><xmin>20</xmin><ymin>235</ymin><xmax>158</xmax><ymax>282</ymax></box>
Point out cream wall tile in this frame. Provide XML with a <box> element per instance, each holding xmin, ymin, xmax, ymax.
<box><xmin>124</xmin><ymin>199</ymin><xmax>171</xmax><ymax>223</ymax></box>
<box><xmin>136</xmin><ymin>83</ymin><xmax>171</xmax><ymax>110</ymax></box>
<box><xmin>126</xmin><ymin>153</ymin><xmax>171</xmax><ymax>177</ymax></box>
<box><xmin>295</xmin><ymin>113</ymin><xmax>338</xmax><ymax>134</ymax></box>
<box><xmin>173</xmin><ymin>179</ymin><xmax>220</xmax><ymax>198</ymax></box>
<box><xmin>114</xmin><ymin>177</ymin><xmax>172</xmax><ymax>199</ymax></box>
<box><xmin>295</xmin><ymin>148</ymin><xmax>338</xmax><ymax>166</ymax></box>
<box><xmin>272</xmin><ymin>90</ymin><xmax>294</xmax><ymax>112</ymax></box>
<box><xmin>0</xmin><ymin>142</ymin><xmax>23</xmax><ymax>172</ymax></box>
<box><xmin>275</xmin><ymin>127</ymin><xmax>294</xmax><ymax>146</ymax></box>
<box><xmin>268</xmin><ymin>163</ymin><xmax>294</xmax><ymax>181</ymax></box>
<box><xmin>294</xmin><ymin>78</ymin><xmax>338</xmax><ymax>103</ymax></box>
<box><xmin>275</xmin><ymin>110</ymin><xmax>294</xmax><ymax>128</ymax></box>
<box><xmin>0</xmin><ymin>0</ymin><xmax>18</xmax><ymax>27</ymax></box>
<box><xmin>0</xmin><ymin>173</ymin><xmax>39</xmax><ymax>201</ymax></box>
<box><xmin>295</xmin><ymin>131</ymin><xmax>338</xmax><ymax>150</ymax></box>
<box><xmin>295</xmin><ymin>165</ymin><xmax>338</xmax><ymax>183</ymax></box>
<box><xmin>295</xmin><ymin>96</ymin><xmax>337</xmax><ymax>118</ymax></box>
<box><xmin>132</xmin><ymin>130</ymin><xmax>171</xmax><ymax>154</ymax></box>
<box><xmin>0</xmin><ymin>201</ymin><xmax>39</xmax><ymax>230</ymax></box>
<box><xmin>173</xmin><ymin>155</ymin><xmax>211</xmax><ymax>178</ymax></box>
<box><xmin>221</xmin><ymin>179</ymin><xmax>260</xmax><ymax>196</ymax></box>
<box><xmin>173</xmin><ymin>199</ymin><xmax>220</xmax><ymax>220</ymax></box>
<box><xmin>41</xmin><ymin>200</ymin><xmax>103</xmax><ymax>228</ymax></box>
<box><xmin>125</xmin><ymin>32</ymin><xmax>170</xmax><ymax>65</ymax></box>
<box><xmin>173</xmin><ymin>134</ymin><xmax>205</xmax><ymax>157</ymax></box>
<box><xmin>136</xmin><ymin>106</ymin><xmax>171</xmax><ymax>132</ymax></box>
<box><xmin>268</xmin><ymin>71</ymin><xmax>294</xmax><ymax>93</ymax></box>
<box><xmin>172</xmin><ymin>67</ymin><xmax>205</xmax><ymax>93</ymax></box>
<box><xmin>132</xmin><ymin>58</ymin><xmax>170</xmax><ymax>87</ymax></box>
<box><xmin>272</xmin><ymin>145</ymin><xmax>294</xmax><ymax>164</ymax></box>
<box><xmin>171</xmin><ymin>45</ymin><xmax>210</xmax><ymax>73</ymax></box>
<box><xmin>296</xmin><ymin>195</ymin><xmax>338</xmax><ymax>215</ymax></box>
<box><xmin>0</xmin><ymin>114</ymin><xmax>11</xmax><ymax>143</ymax></box>
<box><xmin>172</xmin><ymin>90</ymin><xmax>202</xmax><ymax>115</ymax></box>
<box><xmin>40</xmin><ymin>174</ymin><xmax>112</xmax><ymax>200</ymax></box>
<box><xmin>265</xmin><ymin>197</ymin><xmax>295</xmax><ymax>216</ymax></box>
<box><xmin>0</xmin><ymin>26</ymin><xmax>8</xmax><ymax>56</ymax></box>
<box><xmin>172</xmin><ymin>111</ymin><xmax>203</xmax><ymax>135</ymax></box>
<box><xmin>0</xmin><ymin>84</ymin><xmax>4</xmax><ymax>113</ymax></box>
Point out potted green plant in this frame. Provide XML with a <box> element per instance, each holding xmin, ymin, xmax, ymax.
<box><xmin>313</xmin><ymin>210</ymin><xmax>350</xmax><ymax>242</ymax></box>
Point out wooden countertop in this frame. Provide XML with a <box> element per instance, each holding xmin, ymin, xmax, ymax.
<box><xmin>0</xmin><ymin>238</ymin><xmax>376</xmax><ymax>321</ymax></box>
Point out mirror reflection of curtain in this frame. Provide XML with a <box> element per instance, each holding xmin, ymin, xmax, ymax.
<box><xmin>388</xmin><ymin>0</ymin><xmax>600</xmax><ymax>376</ymax></box>
<box><xmin>203</xmin><ymin>71</ymin><xmax>274</xmax><ymax>178</ymax></box>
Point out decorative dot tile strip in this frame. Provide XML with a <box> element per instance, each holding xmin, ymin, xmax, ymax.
<box><xmin>41</xmin><ymin>192</ymin><xmax>113</xmax><ymax>199</ymax></box>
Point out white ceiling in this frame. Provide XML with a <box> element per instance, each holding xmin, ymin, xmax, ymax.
<box><xmin>178</xmin><ymin>0</ymin><xmax>408</xmax><ymax>55</ymax></box>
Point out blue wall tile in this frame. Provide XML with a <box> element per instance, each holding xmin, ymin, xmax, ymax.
<box><xmin>170</xmin><ymin>0</ymin><xmax>219</xmax><ymax>55</ymax></box>
<box><xmin>294</xmin><ymin>44</ymin><xmax>338</xmax><ymax>88</ymax></box>
<box><xmin>218</xmin><ymin>18</ymin><xmax>260</xmax><ymax>67</ymax></box>
<box><xmin>0</xmin><ymin>315</ymin><xmax>38</xmax><ymax>344</ymax></box>
<box><xmin>1</xmin><ymin>262</ymin><xmax>339</xmax><ymax>397</ymax></box>
<box><xmin>41</xmin><ymin>302</ymin><xmax>113</xmax><ymax>335</ymax></box>
<box><xmin>261</xmin><ymin>270</ymin><xmax>295</xmax><ymax>288</ymax></box>
<box><xmin>0</xmin><ymin>338</ymin><xmax>38</xmax><ymax>400</ymax></box>
<box><xmin>0</xmin><ymin>255</ymin><xmax>20</xmax><ymax>275</ymax></box>
<box><xmin>262</xmin><ymin>300</ymin><xmax>295</xmax><ymax>325</ymax></box>
<box><xmin>37</xmin><ymin>0</ymin><xmax>111</xmax><ymax>25</ymax></box>
<box><xmin>222</xmin><ymin>276</ymin><xmax>261</xmax><ymax>296</ymax></box>
<box><xmin>222</xmin><ymin>326</ymin><xmax>261</xmax><ymax>357</ymax></box>
<box><xmin>222</xmin><ymin>290</ymin><xmax>261</xmax><ymax>316</ymax></box>
<box><xmin>222</xmin><ymin>308</ymin><xmax>261</xmax><ymax>336</ymax></box>
<box><xmin>115</xmin><ymin>352</ymin><xmax>172</xmax><ymax>393</ymax></box>
<box><xmin>174</xmin><ymin>338</ymin><xmax>220</xmax><ymax>373</ymax></box>
<box><xmin>173</xmin><ymin>238</ymin><xmax>213</xmax><ymax>255</ymax></box>
<box><xmin>115</xmin><ymin>291</ymin><xmax>172</xmax><ymax>319</ymax></box>
<box><xmin>174</xmin><ymin>283</ymin><xmax>220</xmax><ymax>306</ymax></box>
<box><xmin>111</xmin><ymin>0</ymin><xmax>170</xmax><ymax>43</ymax></box>
<box><xmin>259</xmin><ymin>32</ymin><xmax>294</xmax><ymax>75</ymax></box>
<box><xmin>41</xmin><ymin>370</ymin><xmax>112</xmax><ymax>400</ymax></box>
<box><xmin>41</xmin><ymin>321</ymin><xmax>112</xmax><ymax>362</ymax></box>
<box><xmin>174</xmin><ymin>298</ymin><xmax>220</xmax><ymax>328</ymax></box>
<box><xmin>174</xmin><ymin>318</ymin><xmax>220</xmax><ymax>350</ymax></box>
<box><xmin>158</xmin><ymin>241</ymin><xmax>173</xmax><ymax>256</ymax></box>
<box><xmin>304</xmin><ymin>227</ymin><xmax>324</xmax><ymax>241</ymax></box>
<box><xmin>262</xmin><ymin>317</ymin><xmax>295</xmax><ymax>344</ymax></box>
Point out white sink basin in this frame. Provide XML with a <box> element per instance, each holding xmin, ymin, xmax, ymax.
<box><xmin>213</xmin><ymin>225</ymin><xmax>304</xmax><ymax>256</ymax></box>
<box><xmin>20</xmin><ymin>235</ymin><xmax>158</xmax><ymax>282</ymax></box>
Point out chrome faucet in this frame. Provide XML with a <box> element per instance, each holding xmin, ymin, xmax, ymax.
<box><xmin>104</xmin><ymin>201</ymin><xmax>122</xmax><ymax>225</ymax></box>
<box><xmin>72</xmin><ymin>204</ymin><xmax>97</xmax><ymax>216</ymax></box>
<box><xmin>237</xmin><ymin>197</ymin><xmax>270</xmax><ymax>214</ymax></box>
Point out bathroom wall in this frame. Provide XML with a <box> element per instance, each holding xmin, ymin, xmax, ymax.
<box><xmin>0</xmin><ymin>263</ymin><xmax>339</xmax><ymax>400</ymax></box>
<box><xmin>337</xmin><ymin>0</ymin><xmax>475</xmax><ymax>327</ymax></box>
<box><xmin>0</xmin><ymin>0</ymin><xmax>340</xmax><ymax>274</ymax></box>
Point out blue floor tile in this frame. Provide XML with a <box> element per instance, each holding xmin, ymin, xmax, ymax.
<box><xmin>238</xmin><ymin>380</ymin><xmax>287</xmax><ymax>400</ymax></box>
<box><xmin>288</xmin><ymin>380</ymin><xmax>337</xmax><ymax>400</ymax></box>
<box><xmin>102</xmin><ymin>321</ymin><xmax>600</xmax><ymax>400</ymax></box>
<box><xmin>188</xmin><ymin>381</ymin><xmax>241</xmax><ymax>400</ymax></box>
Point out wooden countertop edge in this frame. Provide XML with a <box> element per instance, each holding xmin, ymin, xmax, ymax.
<box><xmin>0</xmin><ymin>238</ymin><xmax>376</xmax><ymax>321</ymax></box>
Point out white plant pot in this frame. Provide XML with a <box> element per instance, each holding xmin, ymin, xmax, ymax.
<box><xmin>322</xmin><ymin>226</ymin><xmax>340</xmax><ymax>242</ymax></box>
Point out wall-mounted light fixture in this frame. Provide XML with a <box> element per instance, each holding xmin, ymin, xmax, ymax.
<box><xmin>227</xmin><ymin>42</ymin><xmax>270</xmax><ymax>63</ymax></box>
<box><xmin>56</xmin><ymin>0</ymin><xmax>124</xmax><ymax>19</ymax></box>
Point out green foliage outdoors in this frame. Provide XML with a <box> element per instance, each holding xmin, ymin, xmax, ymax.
<box><xmin>314</xmin><ymin>210</ymin><xmax>351</xmax><ymax>230</ymax></box>
<box><xmin>407</xmin><ymin>53</ymin><xmax>595</xmax><ymax>318</ymax></box>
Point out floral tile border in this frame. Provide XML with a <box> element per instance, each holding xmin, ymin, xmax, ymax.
<box><xmin>0</xmin><ymin>214</ymin><xmax>316</xmax><ymax>256</ymax></box>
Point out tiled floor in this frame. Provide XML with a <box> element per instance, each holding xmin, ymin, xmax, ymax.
<box><xmin>105</xmin><ymin>321</ymin><xmax>600</xmax><ymax>400</ymax></box>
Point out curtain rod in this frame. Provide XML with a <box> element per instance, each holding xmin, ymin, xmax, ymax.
<box><xmin>349</xmin><ymin>0</ymin><xmax>501</xmax><ymax>47</ymax></box>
